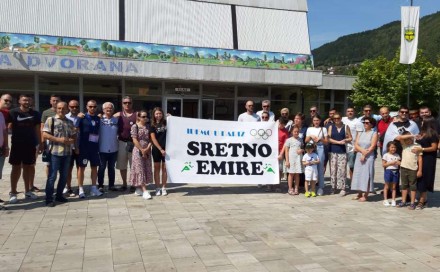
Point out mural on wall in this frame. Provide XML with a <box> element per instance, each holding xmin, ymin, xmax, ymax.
<box><xmin>0</xmin><ymin>32</ymin><xmax>314</xmax><ymax>70</ymax></box>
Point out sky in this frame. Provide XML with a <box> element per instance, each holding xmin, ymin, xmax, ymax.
<box><xmin>308</xmin><ymin>0</ymin><xmax>440</xmax><ymax>49</ymax></box>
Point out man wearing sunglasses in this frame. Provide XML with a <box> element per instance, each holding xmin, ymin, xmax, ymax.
<box><xmin>76</xmin><ymin>100</ymin><xmax>103</xmax><ymax>198</ymax></box>
<box><xmin>115</xmin><ymin>96</ymin><xmax>138</xmax><ymax>191</ymax></box>
<box><xmin>382</xmin><ymin>105</ymin><xmax>419</xmax><ymax>156</ymax></box>
<box><xmin>63</xmin><ymin>100</ymin><xmax>80</xmax><ymax>197</ymax></box>
<box><xmin>256</xmin><ymin>100</ymin><xmax>275</xmax><ymax>121</ymax></box>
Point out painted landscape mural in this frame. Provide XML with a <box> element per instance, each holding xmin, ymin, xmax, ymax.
<box><xmin>0</xmin><ymin>32</ymin><xmax>314</xmax><ymax>70</ymax></box>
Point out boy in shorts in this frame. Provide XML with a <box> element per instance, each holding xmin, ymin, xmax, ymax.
<box><xmin>398</xmin><ymin>131</ymin><xmax>422</xmax><ymax>209</ymax></box>
<box><xmin>302</xmin><ymin>143</ymin><xmax>320</xmax><ymax>197</ymax></box>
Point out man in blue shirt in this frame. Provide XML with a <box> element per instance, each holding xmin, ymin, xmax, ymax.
<box><xmin>76</xmin><ymin>100</ymin><xmax>103</xmax><ymax>198</ymax></box>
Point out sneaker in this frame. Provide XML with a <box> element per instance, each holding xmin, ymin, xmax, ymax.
<box><xmin>142</xmin><ymin>191</ymin><xmax>152</xmax><ymax>200</ymax></box>
<box><xmin>391</xmin><ymin>200</ymin><xmax>396</xmax><ymax>207</ymax></box>
<box><xmin>90</xmin><ymin>187</ymin><xmax>103</xmax><ymax>197</ymax></box>
<box><xmin>63</xmin><ymin>187</ymin><xmax>69</xmax><ymax>194</ymax></box>
<box><xmin>25</xmin><ymin>191</ymin><xmax>38</xmax><ymax>200</ymax></box>
<box><xmin>161</xmin><ymin>188</ymin><xmax>168</xmax><ymax>196</ymax></box>
<box><xmin>129</xmin><ymin>186</ymin><xmax>136</xmax><ymax>193</ymax></box>
<box><xmin>397</xmin><ymin>202</ymin><xmax>407</xmax><ymax>208</ymax></box>
<box><xmin>408</xmin><ymin>203</ymin><xmax>416</xmax><ymax>210</ymax></box>
<box><xmin>109</xmin><ymin>186</ymin><xmax>119</xmax><ymax>192</ymax></box>
<box><xmin>339</xmin><ymin>190</ymin><xmax>346</xmax><ymax>197</ymax></box>
<box><xmin>46</xmin><ymin>202</ymin><xmax>55</xmax><ymax>207</ymax></box>
<box><xmin>134</xmin><ymin>188</ymin><xmax>143</xmax><ymax>196</ymax></box>
<box><xmin>98</xmin><ymin>186</ymin><xmax>104</xmax><ymax>193</ymax></box>
<box><xmin>304</xmin><ymin>192</ymin><xmax>310</xmax><ymax>198</ymax></box>
<box><xmin>78</xmin><ymin>187</ymin><xmax>86</xmax><ymax>198</ymax></box>
<box><xmin>311</xmin><ymin>192</ymin><xmax>316</xmax><ymax>197</ymax></box>
<box><xmin>383</xmin><ymin>200</ymin><xmax>390</xmax><ymax>207</ymax></box>
<box><xmin>317</xmin><ymin>188</ymin><xmax>324</xmax><ymax>196</ymax></box>
<box><xmin>9</xmin><ymin>193</ymin><xmax>18</xmax><ymax>204</ymax></box>
<box><xmin>155</xmin><ymin>188</ymin><xmax>161</xmax><ymax>196</ymax></box>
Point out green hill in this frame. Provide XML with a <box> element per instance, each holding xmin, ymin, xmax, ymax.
<box><xmin>312</xmin><ymin>11</ymin><xmax>440</xmax><ymax>68</ymax></box>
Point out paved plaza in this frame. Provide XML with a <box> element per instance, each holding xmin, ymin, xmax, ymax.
<box><xmin>0</xmin><ymin>158</ymin><xmax>440</xmax><ymax>272</ymax></box>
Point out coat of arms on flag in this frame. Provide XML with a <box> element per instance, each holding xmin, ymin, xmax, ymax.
<box><xmin>404</xmin><ymin>27</ymin><xmax>415</xmax><ymax>42</ymax></box>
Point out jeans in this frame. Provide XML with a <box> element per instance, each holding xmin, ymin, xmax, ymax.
<box><xmin>45</xmin><ymin>154</ymin><xmax>71</xmax><ymax>203</ymax></box>
<box><xmin>316</xmin><ymin>145</ymin><xmax>325</xmax><ymax>190</ymax></box>
<box><xmin>98</xmin><ymin>152</ymin><xmax>118</xmax><ymax>187</ymax></box>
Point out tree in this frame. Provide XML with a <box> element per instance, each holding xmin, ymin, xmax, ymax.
<box><xmin>34</xmin><ymin>36</ymin><xmax>40</xmax><ymax>44</ymax></box>
<box><xmin>79</xmin><ymin>39</ymin><xmax>87</xmax><ymax>48</ymax></box>
<box><xmin>107</xmin><ymin>44</ymin><xmax>113</xmax><ymax>55</ymax></box>
<box><xmin>350</xmin><ymin>49</ymin><xmax>440</xmax><ymax>112</ymax></box>
<box><xmin>121</xmin><ymin>47</ymin><xmax>129</xmax><ymax>57</ymax></box>
<box><xmin>101</xmin><ymin>41</ymin><xmax>109</xmax><ymax>53</ymax></box>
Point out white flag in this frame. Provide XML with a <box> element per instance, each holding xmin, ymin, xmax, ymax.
<box><xmin>400</xmin><ymin>6</ymin><xmax>420</xmax><ymax>64</ymax></box>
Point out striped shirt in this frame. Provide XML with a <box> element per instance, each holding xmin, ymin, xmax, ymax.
<box><xmin>43</xmin><ymin>116</ymin><xmax>76</xmax><ymax>156</ymax></box>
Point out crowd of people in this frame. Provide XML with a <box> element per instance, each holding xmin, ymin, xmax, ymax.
<box><xmin>238</xmin><ymin>100</ymin><xmax>439</xmax><ymax>210</ymax></box>
<box><xmin>0</xmin><ymin>94</ymin><xmax>168</xmax><ymax>208</ymax></box>
<box><xmin>0</xmin><ymin>94</ymin><xmax>438</xmax><ymax>210</ymax></box>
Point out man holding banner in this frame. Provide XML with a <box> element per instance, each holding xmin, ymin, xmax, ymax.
<box><xmin>238</xmin><ymin>100</ymin><xmax>261</xmax><ymax>122</ymax></box>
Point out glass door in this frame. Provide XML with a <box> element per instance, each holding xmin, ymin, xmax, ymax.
<box><xmin>165</xmin><ymin>97</ymin><xmax>199</xmax><ymax>118</ymax></box>
<box><xmin>202</xmin><ymin>99</ymin><xmax>215</xmax><ymax>119</ymax></box>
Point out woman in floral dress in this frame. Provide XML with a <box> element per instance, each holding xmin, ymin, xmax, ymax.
<box><xmin>130</xmin><ymin>110</ymin><xmax>153</xmax><ymax>199</ymax></box>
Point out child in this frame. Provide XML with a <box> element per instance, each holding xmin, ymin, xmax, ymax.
<box><xmin>382</xmin><ymin>141</ymin><xmax>401</xmax><ymax>207</ymax></box>
<box><xmin>399</xmin><ymin>131</ymin><xmax>423</xmax><ymax>210</ymax></box>
<box><xmin>302</xmin><ymin>143</ymin><xmax>320</xmax><ymax>197</ymax></box>
<box><xmin>268</xmin><ymin>117</ymin><xmax>289</xmax><ymax>192</ymax></box>
<box><xmin>284</xmin><ymin>126</ymin><xmax>304</xmax><ymax>195</ymax></box>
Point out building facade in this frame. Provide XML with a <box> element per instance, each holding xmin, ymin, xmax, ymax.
<box><xmin>0</xmin><ymin>0</ymin><xmax>354</xmax><ymax>119</ymax></box>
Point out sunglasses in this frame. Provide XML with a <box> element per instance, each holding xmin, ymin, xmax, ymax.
<box><xmin>262</xmin><ymin>105</ymin><xmax>269</xmax><ymax>108</ymax></box>
<box><xmin>310</xmin><ymin>110</ymin><xmax>316</xmax><ymax>112</ymax></box>
<box><xmin>88</xmin><ymin>106</ymin><xmax>97</xmax><ymax>108</ymax></box>
<box><xmin>139</xmin><ymin>116</ymin><xmax>147</xmax><ymax>118</ymax></box>
<box><xmin>262</xmin><ymin>117</ymin><xmax>269</xmax><ymax>119</ymax></box>
<box><xmin>400</xmin><ymin>111</ymin><xmax>409</xmax><ymax>114</ymax></box>
<box><xmin>363</xmin><ymin>121</ymin><xmax>371</xmax><ymax>124</ymax></box>
<box><xmin>69</xmin><ymin>106</ymin><xmax>79</xmax><ymax>108</ymax></box>
<box><xmin>364</xmin><ymin>109</ymin><xmax>371</xmax><ymax>112</ymax></box>
<box><xmin>123</xmin><ymin>102</ymin><xmax>132</xmax><ymax>105</ymax></box>
<box><xmin>3</xmin><ymin>99</ymin><xmax>12</xmax><ymax>103</ymax></box>
<box><xmin>333</xmin><ymin>117</ymin><xmax>341</xmax><ymax>120</ymax></box>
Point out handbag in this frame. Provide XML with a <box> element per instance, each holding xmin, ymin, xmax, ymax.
<box><xmin>125</xmin><ymin>141</ymin><xmax>134</xmax><ymax>153</ymax></box>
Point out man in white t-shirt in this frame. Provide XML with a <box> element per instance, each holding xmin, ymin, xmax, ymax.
<box><xmin>342</xmin><ymin>106</ymin><xmax>358</xmax><ymax>181</ymax></box>
<box><xmin>256</xmin><ymin>100</ymin><xmax>275</xmax><ymax>121</ymax></box>
<box><xmin>238</xmin><ymin>100</ymin><xmax>261</xmax><ymax>122</ymax></box>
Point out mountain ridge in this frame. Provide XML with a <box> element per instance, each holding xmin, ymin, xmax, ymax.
<box><xmin>312</xmin><ymin>11</ymin><xmax>440</xmax><ymax>70</ymax></box>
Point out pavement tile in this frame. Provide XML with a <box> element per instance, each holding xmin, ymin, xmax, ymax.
<box><xmin>0</xmin><ymin>157</ymin><xmax>440</xmax><ymax>272</ymax></box>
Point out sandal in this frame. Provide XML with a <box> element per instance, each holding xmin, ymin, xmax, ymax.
<box><xmin>294</xmin><ymin>190</ymin><xmax>299</xmax><ymax>195</ymax></box>
<box><xmin>351</xmin><ymin>195</ymin><xmax>361</xmax><ymax>200</ymax></box>
<box><xmin>416</xmin><ymin>201</ymin><xmax>426</xmax><ymax>210</ymax></box>
<box><xmin>358</xmin><ymin>197</ymin><xmax>367</xmax><ymax>202</ymax></box>
<box><xmin>288</xmin><ymin>189</ymin><xmax>294</xmax><ymax>195</ymax></box>
<box><xmin>397</xmin><ymin>202</ymin><xmax>407</xmax><ymax>208</ymax></box>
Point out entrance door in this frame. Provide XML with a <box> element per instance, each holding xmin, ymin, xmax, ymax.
<box><xmin>165</xmin><ymin>97</ymin><xmax>199</xmax><ymax>118</ymax></box>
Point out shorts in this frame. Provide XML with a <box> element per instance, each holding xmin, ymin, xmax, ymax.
<box><xmin>400</xmin><ymin>167</ymin><xmax>417</xmax><ymax>191</ymax></box>
<box><xmin>304</xmin><ymin>167</ymin><xmax>318</xmax><ymax>181</ymax></box>
<box><xmin>9</xmin><ymin>143</ymin><xmax>36</xmax><ymax>165</ymax></box>
<box><xmin>78</xmin><ymin>150</ymin><xmax>100</xmax><ymax>167</ymax></box>
<box><xmin>116</xmin><ymin>140</ymin><xmax>132</xmax><ymax>170</ymax></box>
<box><xmin>347</xmin><ymin>152</ymin><xmax>356</xmax><ymax>169</ymax></box>
<box><xmin>384</xmin><ymin>169</ymin><xmax>399</xmax><ymax>183</ymax></box>
<box><xmin>152</xmin><ymin>147</ymin><xmax>165</xmax><ymax>163</ymax></box>
<box><xmin>70</xmin><ymin>151</ymin><xmax>80</xmax><ymax>168</ymax></box>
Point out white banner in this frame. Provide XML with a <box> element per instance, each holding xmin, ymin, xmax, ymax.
<box><xmin>400</xmin><ymin>6</ymin><xmax>420</xmax><ymax>64</ymax></box>
<box><xmin>166</xmin><ymin>116</ymin><xmax>279</xmax><ymax>184</ymax></box>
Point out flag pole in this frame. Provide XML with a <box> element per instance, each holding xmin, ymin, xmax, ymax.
<box><xmin>407</xmin><ymin>0</ymin><xmax>413</xmax><ymax>107</ymax></box>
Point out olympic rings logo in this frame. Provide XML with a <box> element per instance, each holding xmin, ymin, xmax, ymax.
<box><xmin>250</xmin><ymin>129</ymin><xmax>272</xmax><ymax>140</ymax></box>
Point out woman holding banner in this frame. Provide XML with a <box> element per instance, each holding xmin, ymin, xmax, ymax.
<box><xmin>150</xmin><ymin>107</ymin><xmax>168</xmax><ymax>196</ymax></box>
